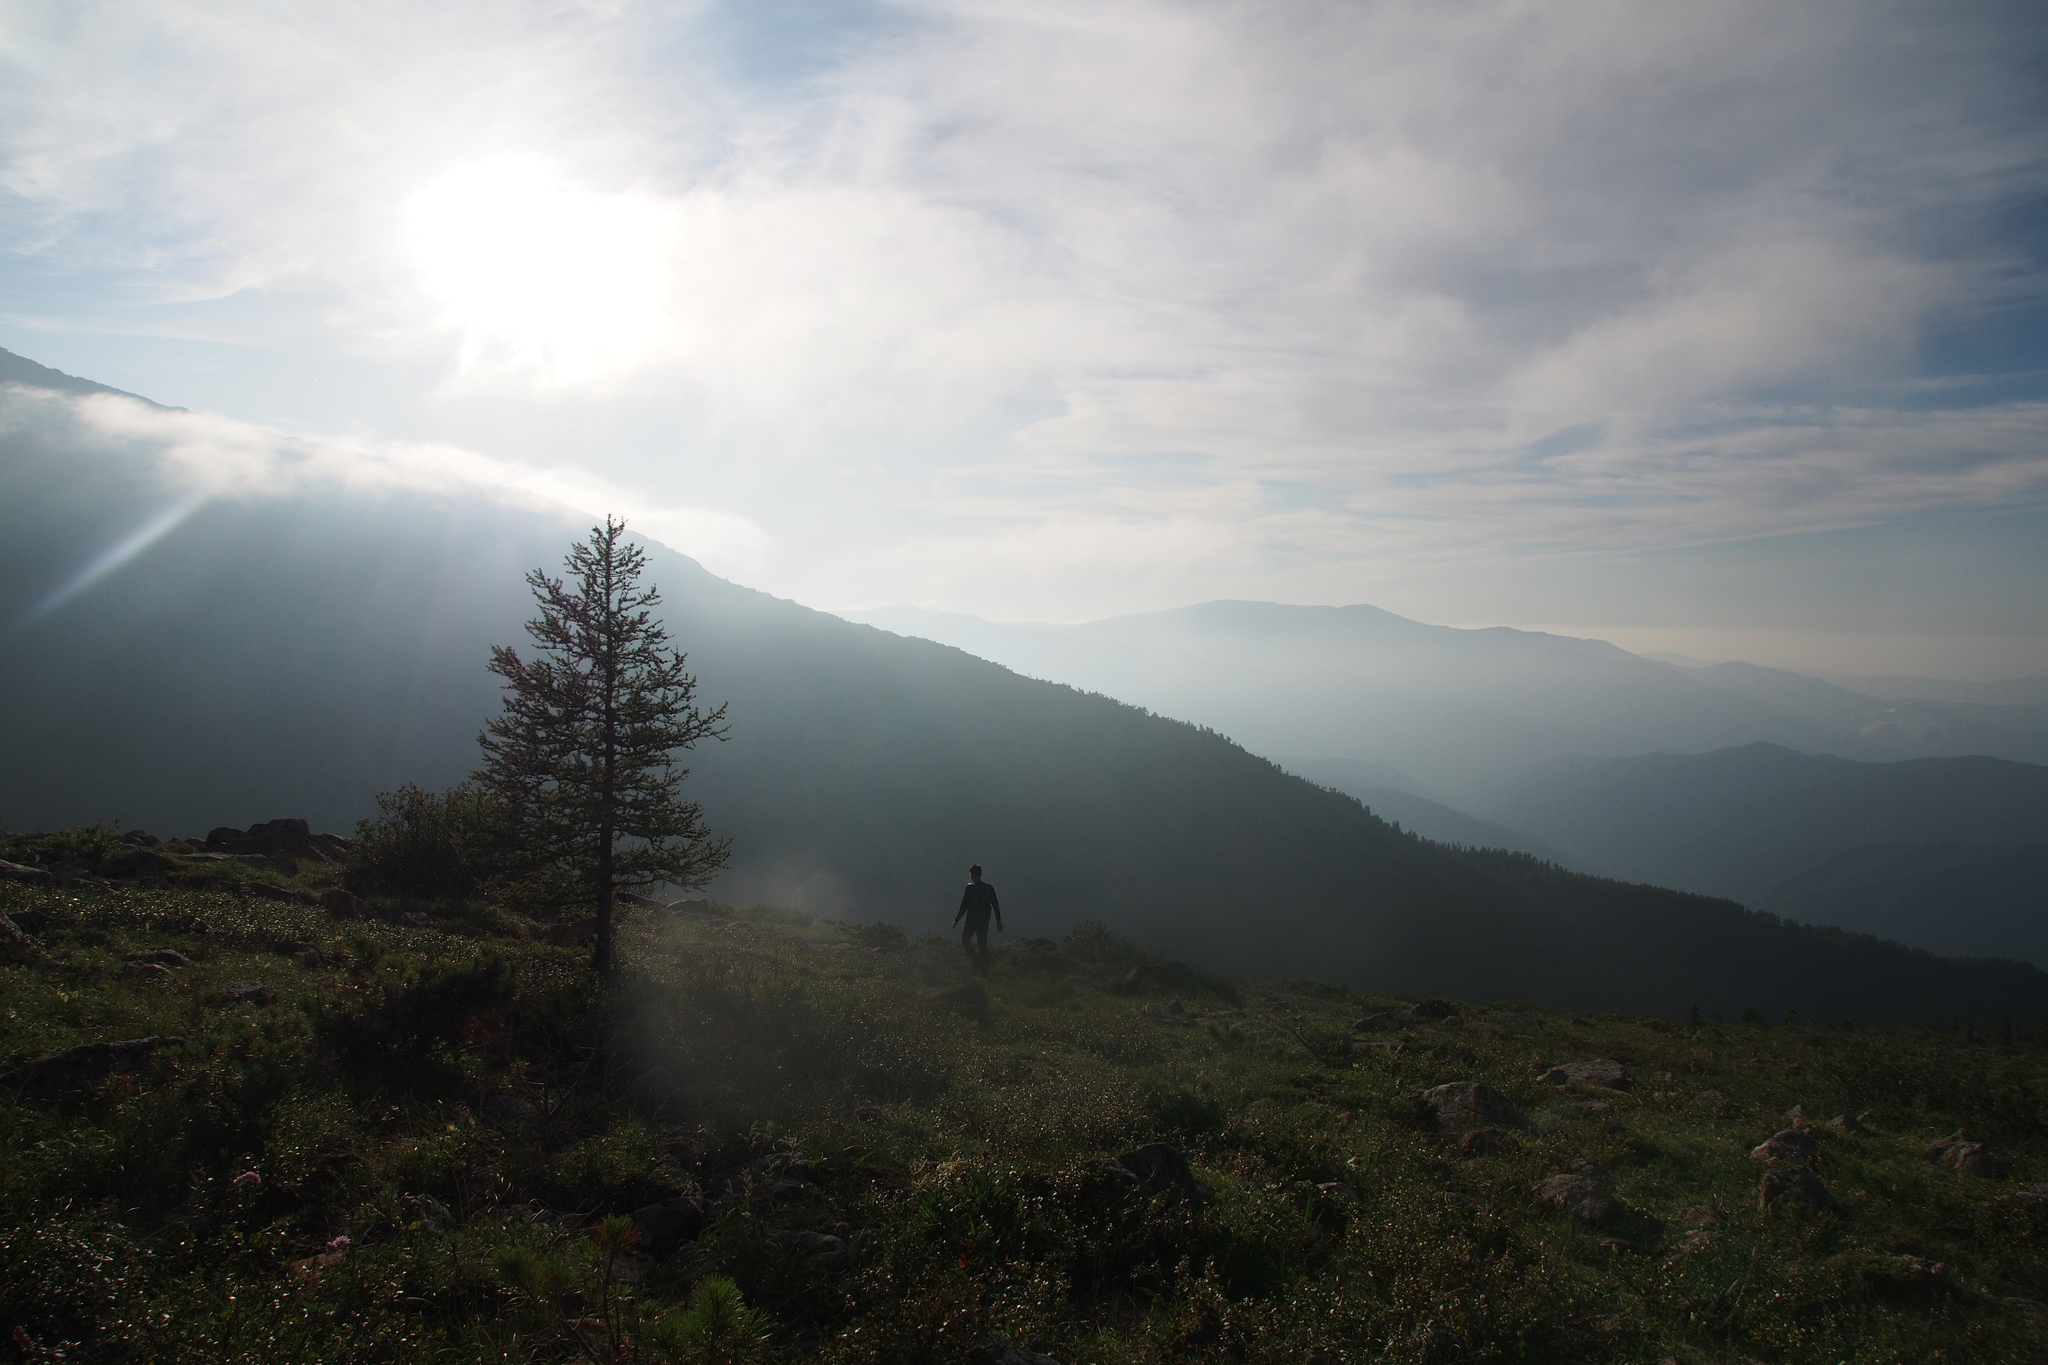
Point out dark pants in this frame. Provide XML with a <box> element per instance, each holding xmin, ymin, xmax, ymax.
<box><xmin>959</xmin><ymin>912</ymin><xmax>991</xmax><ymax>973</ymax></box>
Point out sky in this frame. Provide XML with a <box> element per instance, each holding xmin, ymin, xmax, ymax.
<box><xmin>4</xmin><ymin>0</ymin><xmax>2047</xmax><ymax>678</ymax></box>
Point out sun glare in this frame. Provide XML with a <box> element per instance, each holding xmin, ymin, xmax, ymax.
<box><xmin>407</xmin><ymin>157</ymin><xmax>674</xmax><ymax>386</ymax></box>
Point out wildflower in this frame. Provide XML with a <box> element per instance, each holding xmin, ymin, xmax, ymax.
<box><xmin>233</xmin><ymin>1171</ymin><xmax>262</xmax><ymax>1189</ymax></box>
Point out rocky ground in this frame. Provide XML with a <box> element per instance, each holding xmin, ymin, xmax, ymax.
<box><xmin>2</xmin><ymin>831</ymin><xmax>2046</xmax><ymax>1362</ymax></box>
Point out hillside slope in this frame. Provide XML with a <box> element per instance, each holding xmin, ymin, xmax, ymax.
<box><xmin>1484</xmin><ymin>743</ymin><xmax>2048</xmax><ymax>964</ymax></box>
<box><xmin>3</xmin><ymin>365</ymin><xmax>2045</xmax><ymax>1020</ymax></box>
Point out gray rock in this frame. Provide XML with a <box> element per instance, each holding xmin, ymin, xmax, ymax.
<box><xmin>624</xmin><ymin>1066</ymin><xmax>682</xmax><ymax>1116</ymax></box>
<box><xmin>1931</xmin><ymin>1129</ymin><xmax>2006</xmax><ymax>1178</ymax></box>
<box><xmin>631</xmin><ymin>1195</ymin><xmax>710</xmax><ymax>1256</ymax></box>
<box><xmin>272</xmin><ymin>939</ymin><xmax>317</xmax><ymax>957</ymax></box>
<box><xmin>1416</xmin><ymin>1081</ymin><xmax>1530</xmax><ymax>1134</ymax></box>
<box><xmin>123</xmin><ymin>960</ymin><xmax>174</xmax><ymax>982</ymax></box>
<box><xmin>1759</xmin><ymin>1166</ymin><xmax>1839</xmax><ymax>1214</ymax></box>
<box><xmin>773</xmin><ymin>1228</ymin><xmax>846</xmax><ymax>1259</ymax></box>
<box><xmin>1532</xmin><ymin>1163</ymin><xmax>1614</xmax><ymax>1224</ymax></box>
<box><xmin>320</xmin><ymin>888</ymin><xmax>371</xmax><ymax>918</ymax></box>
<box><xmin>406</xmin><ymin>1194</ymin><xmax>452</xmax><ymax>1227</ymax></box>
<box><xmin>1750</xmin><ymin>1129</ymin><xmax>1819</xmax><ymax>1163</ymax></box>
<box><xmin>223</xmin><ymin>981</ymin><xmax>275</xmax><ymax>1006</ymax></box>
<box><xmin>1784</xmin><ymin>1104</ymin><xmax>1816</xmax><ymax>1127</ymax></box>
<box><xmin>152</xmin><ymin>948</ymin><xmax>197</xmax><ymax>968</ymax></box>
<box><xmin>0</xmin><ymin>861</ymin><xmax>54</xmax><ymax>886</ymax></box>
<box><xmin>1408</xmin><ymin>998</ymin><xmax>1459</xmax><ymax>1021</ymax></box>
<box><xmin>2</xmin><ymin>1036</ymin><xmax>185</xmax><ymax>1091</ymax></box>
<box><xmin>1535</xmin><ymin>1058</ymin><xmax>1632</xmax><ymax>1090</ymax></box>
<box><xmin>1114</xmin><ymin>1142</ymin><xmax>1213</xmax><ymax>1203</ymax></box>
<box><xmin>0</xmin><ymin>911</ymin><xmax>22</xmax><ymax>943</ymax></box>
<box><xmin>483</xmin><ymin>1094</ymin><xmax>535</xmax><ymax>1120</ymax></box>
<box><xmin>1829</xmin><ymin>1113</ymin><xmax>1870</xmax><ymax>1138</ymax></box>
<box><xmin>1352</xmin><ymin>1012</ymin><xmax>1403</xmax><ymax>1032</ymax></box>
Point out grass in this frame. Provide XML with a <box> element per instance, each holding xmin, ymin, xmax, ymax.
<box><xmin>2</xmin><ymin>872</ymin><xmax>2046</xmax><ymax>1363</ymax></box>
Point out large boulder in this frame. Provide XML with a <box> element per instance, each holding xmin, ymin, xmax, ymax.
<box><xmin>1113</xmin><ymin>1143</ymin><xmax>1213</xmax><ymax>1203</ymax></box>
<box><xmin>1</xmin><ymin>1036</ymin><xmax>185</xmax><ymax>1092</ymax></box>
<box><xmin>1535</xmin><ymin>1058</ymin><xmax>1632</xmax><ymax>1090</ymax></box>
<box><xmin>631</xmin><ymin>1195</ymin><xmax>710</xmax><ymax>1257</ymax></box>
<box><xmin>1760</xmin><ymin>1167</ymin><xmax>1840</xmax><ymax>1215</ymax></box>
<box><xmin>1532</xmin><ymin>1162</ymin><xmax>1615</xmax><ymax>1225</ymax></box>
<box><xmin>1416</xmin><ymin>1081</ymin><xmax>1530</xmax><ymax>1134</ymax></box>
<box><xmin>1931</xmin><ymin>1129</ymin><xmax>2006</xmax><ymax>1178</ymax></box>
<box><xmin>1750</xmin><ymin>1129</ymin><xmax>1820</xmax><ymax>1164</ymax></box>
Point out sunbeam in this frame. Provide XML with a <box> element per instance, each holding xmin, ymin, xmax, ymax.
<box><xmin>23</xmin><ymin>492</ymin><xmax>208</xmax><ymax>627</ymax></box>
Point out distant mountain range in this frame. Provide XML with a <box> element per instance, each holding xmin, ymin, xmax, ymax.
<box><xmin>4</xmin><ymin>347</ymin><xmax>2046</xmax><ymax>1022</ymax></box>
<box><xmin>851</xmin><ymin>606</ymin><xmax>2048</xmax><ymax>808</ymax></box>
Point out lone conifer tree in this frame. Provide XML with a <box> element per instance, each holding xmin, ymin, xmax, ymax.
<box><xmin>478</xmin><ymin>517</ymin><xmax>729</xmax><ymax>974</ymax></box>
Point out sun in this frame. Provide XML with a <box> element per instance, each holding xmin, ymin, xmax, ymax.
<box><xmin>406</xmin><ymin>156</ymin><xmax>675</xmax><ymax>386</ymax></box>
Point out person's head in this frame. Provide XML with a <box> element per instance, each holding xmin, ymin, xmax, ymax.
<box><xmin>968</xmin><ymin>864</ymin><xmax>983</xmax><ymax>881</ymax></box>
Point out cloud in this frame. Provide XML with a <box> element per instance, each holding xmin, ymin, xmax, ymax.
<box><xmin>4</xmin><ymin>385</ymin><xmax>769</xmax><ymax>577</ymax></box>
<box><xmin>3</xmin><ymin>0</ymin><xmax>2046</xmax><ymax>629</ymax></box>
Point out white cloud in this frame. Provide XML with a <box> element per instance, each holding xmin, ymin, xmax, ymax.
<box><xmin>6</xmin><ymin>386</ymin><xmax>770</xmax><ymax>577</ymax></box>
<box><xmin>3</xmin><ymin>0</ymin><xmax>2046</xmax><ymax>636</ymax></box>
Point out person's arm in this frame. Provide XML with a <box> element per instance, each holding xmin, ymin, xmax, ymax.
<box><xmin>955</xmin><ymin>884</ymin><xmax>970</xmax><ymax>926</ymax></box>
<box><xmin>991</xmin><ymin>885</ymin><xmax>1002</xmax><ymax>931</ymax></box>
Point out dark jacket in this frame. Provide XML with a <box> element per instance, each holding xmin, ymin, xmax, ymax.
<box><xmin>955</xmin><ymin>879</ymin><xmax>1001</xmax><ymax>925</ymax></box>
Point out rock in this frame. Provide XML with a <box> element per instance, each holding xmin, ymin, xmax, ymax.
<box><xmin>1828</xmin><ymin>1113</ymin><xmax>1869</xmax><ymax>1137</ymax></box>
<box><xmin>1140</xmin><ymin>1000</ymin><xmax>1195</xmax><ymax>1026</ymax></box>
<box><xmin>96</xmin><ymin>848</ymin><xmax>177</xmax><ymax>878</ymax></box>
<box><xmin>1784</xmin><ymin>1104</ymin><xmax>1816</xmax><ymax>1127</ymax></box>
<box><xmin>398</xmin><ymin>911</ymin><xmax>432</xmax><ymax>929</ymax></box>
<box><xmin>922</xmin><ymin>979</ymin><xmax>991</xmax><ymax>1023</ymax></box>
<box><xmin>1759</xmin><ymin>1166</ymin><xmax>1839</xmax><ymax>1214</ymax></box>
<box><xmin>631</xmin><ymin>1195</ymin><xmax>710</xmax><ymax>1256</ymax></box>
<box><xmin>1114</xmin><ymin>1143</ymin><xmax>1213</xmax><ymax>1203</ymax></box>
<box><xmin>1</xmin><ymin>1036</ymin><xmax>185</xmax><ymax>1091</ymax></box>
<box><xmin>1463</xmin><ymin>1019</ymin><xmax>1510</xmax><ymax>1037</ymax></box>
<box><xmin>1442</xmin><ymin>1191</ymin><xmax>1479</xmax><ymax>1208</ymax></box>
<box><xmin>223</xmin><ymin>981</ymin><xmax>275</xmax><ymax>1006</ymax></box>
<box><xmin>249</xmin><ymin>882</ymin><xmax>300</xmax><ymax>903</ymax></box>
<box><xmin>123</xmin><ymin>960</ymin><xmax>174</xmax><ymax>983</ymax></box>
<box><xmin>773</xmin><ymin>1229</ymin><xmax>846</xmax><ymax>1259</ymax></box>
<box><xmin>976</xmin><ymin>1333</ymin><xmax>1063</xmax><ymax>1365</ymax></box>
<box><xmin>1415</xmin><ymin>1082</ymin><xmax>1531</xmax><ymax>1134</ymax></box>
<box><xmin>1535</xmin><ymin>1058</ymin><xmax>1632</xmax><ymax>1090</ymax></box>
<box><xmin>1750</xmin><ymin>1129</ymin><xmax>1820</xmax><ymax>1164</ymax></box>
<box><xmin>9</xmin><ymin>909</ymin><xmax>63</xmax><ymax>935</ymax></box>
<box><xmin>1408</xmin><ymin>999</ymin><xmax>1459</xmax><ymax>1021</ymax></box>
<box><xmin>1001</xmin><ymin>936</ymin><xmax>1059</xmax><ymax>953</ymax></box>
<box><xmin>406</xmin><ymin>1194</ymin><xmax>452</xmax><ymax>1227</ymax></box>
<box><xmin>205</xmin><ymin>827</ymin><xmax>245</xmax><ymax>847</ymax></box>
<box><xmin>1233</xmin><ymin>1020</ymin><xmax>1288</xmax><ymax>1040</ymax></box>
<box><xmin>320</xmin><ymin>888</ymin><xmax>371</xmax><ymax>918</ymax></box>
<box><xmin>1458</xmin><ymin>1126</ymin><xmax>1518</xmax><ymax>1156</ymax></box>
<box><xmin>0</xmin><ymin>912</ymin><xmax>22</xmax><ymax>943</ymax></box>
<box><xmin>1489</xmin><ymin>1012</ymin><xmax>1541</xmax><ymax>1030</ymax></box>
<box><xmin>152</xmin><ymin>948</ymin><xmax>197</xmax><ymax>968</ymax></box>
<box><xmin>624</xmin><ymin>1066</ymin><xmax>682</xmax><ymax>1116</ymax></box>
<box><xmin>1930</xmin><ymin>1129</ymin><xmax>2006</xmax><ymax>1178</ymax></box>
<box><xmin>0</xmin><ymin>861</ymin><xmax>54</xmax><ymax>886</ymax></box>
<box><xmin>483</xmin><ymin>1094</ymin><xmax>535</xmax><ymax>1120</ymax></box>
<box><xmin>616</xmin><ymin>891</ymin><xmax>665</xmax><ymax>909</ymax></box>
<box><xmin>1315</xmin><ymin>1180</ymin><xmax>1359</xmax><ymax>1205</ymax></box>
<box><xmin>1352</xmin><ymin>1012</ymin><xmax>1403</xmax><ymax>1032</ymax></box>
<box><xmin>1532</xmin><ymin>1163</ymin><xmax>1615</xmax><ymax>1225</ymax></box>
<box><xmin>1694</xmin><ymin>1089</ymin><xmax>1727</xmax><ymax>1106</ymax></box>
<box><xmin>272</xmin><ymin>939</ymin><xmax>317</xmax><ymax>957</ymax></box>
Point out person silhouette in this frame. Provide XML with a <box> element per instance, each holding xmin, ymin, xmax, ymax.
<box><xmin>953</xmin><ymin>863</ymin><xmax>1003</xmax><ymax>974</ymax></box>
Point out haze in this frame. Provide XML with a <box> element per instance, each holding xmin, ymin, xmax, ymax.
<box><xmin>4</xmin><ymin>0</ymin><xmax>2047</xmax><ymax>677</ymax></box>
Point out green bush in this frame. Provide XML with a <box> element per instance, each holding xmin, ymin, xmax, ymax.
<box><xmin>343</xmin><ymin>782</ymin><xmax>510</xmax><ymax>901</ymax></box>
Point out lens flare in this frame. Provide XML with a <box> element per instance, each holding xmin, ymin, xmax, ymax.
<box><xmin>23</xmin><ymin>492</ymin><xmax>208</xmax><ymax>626</ymax></box>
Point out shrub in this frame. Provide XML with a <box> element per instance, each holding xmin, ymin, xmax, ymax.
<box><xmin>343</xmin><ymin>782</ymin><xmax>511</xmax><ymax>901</ymax></box>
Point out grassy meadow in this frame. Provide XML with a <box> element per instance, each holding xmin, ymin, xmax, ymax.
<box><xmin>2</xmin><ymin>844</ymin><xmax>2047</xmax><ymax>1363</ymax></box>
